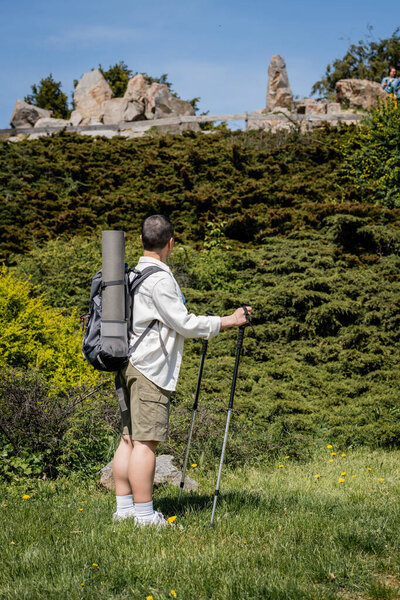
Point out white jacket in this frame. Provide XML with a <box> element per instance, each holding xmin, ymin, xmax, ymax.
<box><xmin>129</xmin><ymin>256</ymin><xmax>221</xmax><ymax>391</ymax></box>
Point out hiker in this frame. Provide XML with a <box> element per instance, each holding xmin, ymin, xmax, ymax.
<box><xmin>112</xmin><ymin>214</ymin><xmax>252</xmax><ymax>526</ymax></box>
<box><xmin>381</xmin><ymin>66</ymin><xmax>399</xmax><ymax>97</ymax></box>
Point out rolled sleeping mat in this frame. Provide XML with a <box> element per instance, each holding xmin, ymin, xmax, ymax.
<box><xmin>101</xmin><ymin>230</ymin><xmax>128</xmax><ymax>357</ymax></box>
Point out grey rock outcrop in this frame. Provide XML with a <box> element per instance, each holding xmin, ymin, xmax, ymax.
<box><xmin>336</xmin><ymin>79</ymin><xmax>387</xmax><ymax>110</ymax></box>
<box><xmin>99</xmin><ymin>454</ymin><xmax>198</xmax><ymax>491</ymax></box>
<box><xmin>34</xmin><ymin>117</ymin><xmax>70</xmax><ymax>128</ymax></box>
<box><xmin>10</xmin><ymin>100</ymin><xmax>53</xmax><ymax>128</ymax></box>
<box><xmin>74</xmin><ymin>69</ymin><xmax>114</xmax><ymax>120</ymax></box>
<box><xmin>266</xmin><ymin>55</ymin><xmax>293</xmax><ymax>111</ymax></box>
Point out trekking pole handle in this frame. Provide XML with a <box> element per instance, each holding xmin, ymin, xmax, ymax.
<box><xmin>241</xmin><ymin>302</ymin><xmax>255</xmax><ymax>335</ymax></box>
<box><xmin>201</xmin><ymin>311</ymin><xmax>214</xmax><ymax>355</ymax></box>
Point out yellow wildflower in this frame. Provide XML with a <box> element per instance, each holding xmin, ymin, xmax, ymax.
<box><xmin>191</xmin><ymin>464</ymin><xmax>197</xmax><ymax>468</ymax></box>
<box><xmin>338</xmin><ymin>478</ymin><xmax>345</xmax><ymax>483</ymax></box>
<box><xmin>341</xmin><ymin>453</ymin><xmax>346</xmax><ymax>457</ymax></box>
<box><xmin>81</xmin><ymin>583</ymin><xmax>85</xmax><ymax>587</ymax></box>
<box><xmin>92</xmin><ymin>563</ymin><xmax>98</xmax><ymax>567</ymax></box>
<box><xmin>331</xmin><ymin>452</ymin><xmax>336</xmax><ymax>456</ymax></box>
<box><xmin>378</xmin><ymin>478</ymin><xmax>384</xmax><ymax>482</ymax></box>
<box><xmin>146</xmin><ymin>596</ymin><xmax>154</xmax><ymax>600</ymax></box>
<box><xmin>285</xmin><ymin>455</ymin><xmax>290</xmax><ymax>459</ymax></box>
<box><xmin>170</xmin><ymin>591</ymin><xmax>177</xmax><ymax>597</ymax></box>
<box><xmin>327</xmin><ymin>445</ymin><xmax>333</xmax><ymax>449</ymax></box>
<box><xmin>3</xmin><ymin>504</ymin><xmax>7</xmax><ymax>507</ymax></box>
<box><xmin>167</xmin><ymin>516</ymin><xmax>177</xmax><ymax>524</ymax></box>
<box><xmin>341</xmin><ymin>472</ymin><xmax>346</xmax><ymax>476</ymax></box>
<box><xmin>367</xmin><ymin>468</ymin><xmax>372</xmax><ymax>471</ymax></box>
<box><xmin>279</xmin><ymin>465</ymin><xmax>284</xmax><ymax>468</ymax></box>
<box><xmin>79</xmin><ymin>508</ymin><xmax>84</xmax><ymax>512</ymax></box>
<box><xmin>329</xmin><ymin>459</ymin><xmax>334</xmax><ymax>463</ymax></box>
<box><xmin>314</xmin><ymin>474</ymin><xmax>321</xmax><ymax>478</ymax></box>
<box><xmin>10</xmin><ymin>541</ymin><xmax>15</xmax><ymax>545</ymax></box>
<box><xmin>22</xmin><ymin>494</ymin><xmax>30</xmax><ymax>500</ymax></box>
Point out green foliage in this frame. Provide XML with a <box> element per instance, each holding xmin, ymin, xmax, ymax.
<box><xmin>312</xmin><ymin>28</ymin><xmax>400</xmax><ymax>97</ymax></box>
<box><xmin>1</xmin><ymin>126</ymin><xmax>383</xmax><ymax>260</ymax></box>
<box><xmin>0</xmin><ymin>267</ymin><xmax>98</xmax><ymax>390</ymax></box>
<box><xmin>24</xmin><ymin>73</ymin><xmax>71</xmax><ymax>119</ymax></box>
<box><xmin>339</xmin><ymin>99</ymin><xmax>400</xmax><ymax>207</ymax></box>
<box><xmin>0</xmin><ymin>370</ymin><xmax>117</xmax><ymax>480</ymax></box>
<box><xmin>99</xmin><ymin>61</ymin><xmax>133</xmax><ymax>97</ymax></box>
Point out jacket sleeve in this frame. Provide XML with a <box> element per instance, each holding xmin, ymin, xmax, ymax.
<box><xmin>151</xmin><ymin>276</ymin><xmax>221</xmax><ymax>339</ymax></box>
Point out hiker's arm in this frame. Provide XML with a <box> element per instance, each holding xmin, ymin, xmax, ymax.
<box><xmin>152</xmin><ymin>278</ymin><xmax>220</xmax><ymax>339</ymax></box>
<box><xmin>220</xmin><ymin>306</ymin><xmax>251</xmax><ymax>330</ymax></box>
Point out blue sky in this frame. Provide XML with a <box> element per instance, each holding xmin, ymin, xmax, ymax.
<box><xmin>0</xmin><ymin>0</ymin><xmax>398</xmax><ymax>128</ymax></box>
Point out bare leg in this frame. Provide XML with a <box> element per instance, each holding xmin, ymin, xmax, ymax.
<box><xmin>112</xmin><ymin>435</ymin><xmax>134</xmax><ymax>497</ymax></box>
<box><xmin>129</xmin><ymin>440</ymin><xmax>158</xmax><ymax>503</ymax></box>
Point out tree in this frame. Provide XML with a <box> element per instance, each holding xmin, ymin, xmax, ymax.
<box><xmin>99</xmin><ymin>61</ymin><xmax>133</xmax><ymax>97</ymax></box>
<box><xmin>312</xmin><ymin>28</ymin><xmax>400</xmax><ymax>98</ymax></box>
<box><xmin>24</xmin><ymin>74</ymin><xmax>70</xmax><ymax>119</ymax></box>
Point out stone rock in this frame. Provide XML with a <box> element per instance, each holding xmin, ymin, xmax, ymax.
<box><xmin>248</xmin><ymin>107</ymin><xmax>294</xmax><ymax>133</ymax></box>
<box><xmin>266</xmin><ymin>55</ymin><xmax>293</xmax><ymax>111</ymax></box>
<box><xmin>327</xmin><ymin>102</ymin><xmax>341</xmax><ymax>114</ymax></box>
<box><xmin>34</xmin><ymin>117</ymin><xmax>70</xmax><ymax>129</ymax></box>
<box><xmin>312</xmin><ymin>101</ymin><xmax>327</xmax><ymax>115</ymax></box>
<box><xmin>336</xmin><ymin>79</ymin><xmax>387</xmax><ymax>110</ymax></box>
<box><xmin>70</xmin><ymin>110</ymin><xmax>83</xmax><ymax>126</ymax></box>
<box><xmin>102</xmin><ymin>98</ymin><xmax>129</xmax><ymax>125</ymax></box>
<box><xmin>154</xmin><ymin>89</ymin><xmax>196</xmax><ymax>119</ymax></box>
<box><xmin>124</xmin><ymin>100</ymin><xmax>145</xmax><ymax>122</ymax></box>
<box><xmin>10</xmin><ymin>100</ymin><xmax>52</xmax><ymax>128</ymax></box>
<box><xmin>99</xmin><ymin>454</ymin><xmax>198</xmax><ymax>492</ymax></box>
<box><xmin>144</xmin><ymin>82</ymin><xmax>169</xmax><ymax>119</ymax></box>
<box><xmin>74</xmin><ymin>69</ymin><xmax>114</xmax><ymax>120</ymax></box>
<box><xmin>124</xmin><ymin>74</ymin><xmax>149</xmax><ymax>102</ymax></box>
<box><xmin>80</xmin><ymin>129</ymin><xmax>116</xmax><ymax>139</ymax></box>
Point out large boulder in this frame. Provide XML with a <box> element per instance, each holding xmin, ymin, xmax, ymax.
<box><xmin>102</xmin><ymin>98</ymin><xmax>145</xmax><ymax>124</ymax></box>
<box><xmin>144</xmin><ymin>82</ymin><xmax>169</xmax><ymax>119</ymax></box>
<box><xmin>34</xmin><ymin>117</ymin><xmax>70</xmax><ymax>129</ymax></box>
<box><xmin>124</xmin><ymin>73</ymin><xmax>149</xmax><ymax>102</ymax></box>
<box><xmin>10</xmin><ymin>100</ymin><xmax>52</xmax><ymax>128</ymax></box>
<box><xmin>266</xmin><ymin>55</ymin><xmax>293</xmax><ymax>111</ymax></box>
<box><xmin>74</xmin><ymin>69</ymin><xmax>114</xmax><ymax>120</ymax></box>
<box><xmin>99</xmin><ymin>454</ymin><xmax>198</xmax><ymax>492</ymax></box>
<box><xmin>336</xmin><ymin>79</ymin><xmax>387</xmax><ymax>110</ymax></box>
<box><xmin>154</xmin><ymin>89</ymin><xmax>196</xmax><ymax>119</ymax></box>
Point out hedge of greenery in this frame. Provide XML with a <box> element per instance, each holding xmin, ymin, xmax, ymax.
<box><xmin>1</xmin><ymin>103</ymin><xmax>400</xmax><ymax>480</ymax></box>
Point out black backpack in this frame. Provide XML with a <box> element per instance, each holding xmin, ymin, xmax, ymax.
<box><xmin>82</xmin><ymin>265</ymin><xmax>163</xmax><ymax>372</ymax></box>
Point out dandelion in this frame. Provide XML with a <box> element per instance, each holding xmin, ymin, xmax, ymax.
<box><xmin>170</xmin><ymin>591</ymin><xmax>177</xmax><ymax>597</ymax></box>
<box><xmin>338</xmin><ymin>478</ymin><xmax>345</xmax><ymax>483</ymax></box>
<box><xmin>331</xmin><ymin>452</ymin><xmax>336</xmax><ymax>456</ymax></box>
<box><xmin>279</xmin><ymin>465</ymin><xmax>284</xmax><ymax>468</ymax></box>
<box><xmin>10</xmin><ymin>541</ymin><xmax>15</xmax><ymax>545</ymax></box>
<box><xmin>378</xmin><ymin>478</ymin><xmax>384</xmax><ymax>482</ymax></box>
<box><xmin>81</xmin><ymin>583</ymin><xmax>85</xmax><ymax>587</ymax></box>
<box><xmin>146</xmin><ymin>596</ymin><xmax>154</xmax><ymax>600</ymax></box>
<box><xmin>367</xmin><ymin>468</ymin><xmax>372</xmax><ymax>471</ymax></box>
<box><xmin>191</xmin><ymin>463</ymin><xmax>198</xmax><ymax>468</ymax></box>
<box><xmin>285</xmin><ymin>456</ymin><xmax>290</xmax><ymax>459</ymax></box>
<box><xmin>79</xmin><ymin>508</ymin><xmax>84</xmax><ymax>512</ymax></box>
<box><xmin>92</xmin><ymin>563</ymin><xmax>99</xmax><ymax>567</ymax></box>
<box><xmin>327</xmin><ymin>445</ymin><xmax>333</xmax><ymax>449</ymax></box>
<box><xmin>167</xmin><ymin>516</ymin><xmax>177</xmax><ymax>524</ymax></box>
<box><xmin>3</xmin><ymin>504</ymin><xmax>7</xmax><ymax>507</ymax></box>
<box><xmin>22</xmin><ymin>494</ymin><xmax>30</xmax><ymax>500</ymax></box>
<box><xmin>341</xmin><ymin>453</ymin><xmax>346</xmax><ymax>457</ymax></box>
<box><xmin>329</xmin><ymin>459</ymin><xmax>334</xmax><ymax>463</ymax></box>
<box><xmin>341</xmin><ymin>472</ymin><xmax>346</xmax><ymax>476</ymax></box>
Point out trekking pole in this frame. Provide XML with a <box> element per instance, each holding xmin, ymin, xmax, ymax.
<box><xmin>178</xmin><ymin>312</ymin><xmax>213</xmax><ymax>501</ymax></box>
<box><xmin>210</xmin><ymin>303</ymin><xmax>252</xmax><ymax>527</ymax></box>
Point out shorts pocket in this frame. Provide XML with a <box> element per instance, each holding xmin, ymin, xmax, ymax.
<box><xmin>139</xmin><ymin>389</ymin><xmax>170</xmax><ymax>428</ymax></box>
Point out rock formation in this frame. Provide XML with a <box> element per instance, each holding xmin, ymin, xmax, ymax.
<box><xmin>266</xmin><ymin>54</ymin><xmax>293</xmax><ymax>111</ymax></box>
<box><xmin>73</xmin><ymin>69</ymin><xmax>114</xmax><ymax>122</ymax></box>
<box><xmin>10</xmin><ymin>100</ymin><xmax>53</xmax><ymax>128</ymax></box>
<box><xmin>336</xmin><ymin>79</ymin><xmax>388</xmax><ymax>110</ymax></box>
<box><xmin>99</xmin><ymin>455</ymin><xmax>198</xmax><ymax>492</ymax></box>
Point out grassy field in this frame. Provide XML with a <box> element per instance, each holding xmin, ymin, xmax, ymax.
<box><xmin>2</xmin><ymin>446</ymin><xmax>399</xmax><ymax>600</ymax></box>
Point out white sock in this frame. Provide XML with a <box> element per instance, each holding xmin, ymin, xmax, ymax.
<box><xmin>135</xmin><ymin>500</ymin><xmax>154</xmax><ymax>520</ymax></box>
<box><xmin>116</xmin><ymin>494</ymin><xmax>134</xmax><ymax>514</ymax></box>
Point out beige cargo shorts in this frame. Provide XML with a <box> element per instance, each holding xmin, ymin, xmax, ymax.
<box><xmin>119</xmin><ymin>362</ymin><xmax>170</xmax><ymax>442</ymax></box>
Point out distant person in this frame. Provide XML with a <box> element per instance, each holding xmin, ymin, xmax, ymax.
<box><xmin>381</xmin><ymin>66</ymin><xmax>399</xmax><ymax>97</ymax></box>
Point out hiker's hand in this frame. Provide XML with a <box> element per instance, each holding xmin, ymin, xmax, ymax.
<box><xmin>233</xmin><ymin>305</ymin><xmax>252</xmax><ymax>326</ymax></box>
<box><xmin>220</xmin><ymin>306</ymin><xmax>252</xmax><ymax>330</ymax></box>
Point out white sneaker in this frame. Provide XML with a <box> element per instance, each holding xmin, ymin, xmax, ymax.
<box><xmin>134</xmin><ymin>510</ymin><xmax>168</xmax><ymax>527</ymax></box>
<box><xmin>112</xmin><ymin>508</ymin><xmax>136</xmax><ymax>522</ymax></box>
